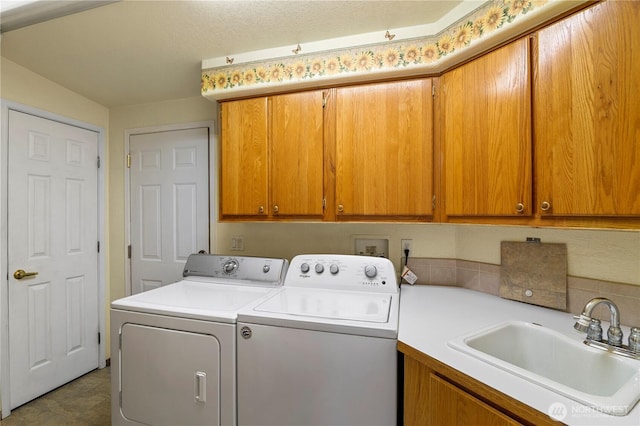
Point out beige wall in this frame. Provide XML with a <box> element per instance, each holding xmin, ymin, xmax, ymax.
<box><xmin>215</xmin><ymin>222</ymin><xmax>640</xmax><ymax>285</ymax></box>
<box><xmin>1</xmin><ymin>58</ymin><xmax>109</xmax><ymax>127</ymax></box>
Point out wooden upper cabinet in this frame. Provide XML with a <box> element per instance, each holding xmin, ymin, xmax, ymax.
<box><xmin>442</xmin><ymin>37</ymin><xmax>532</xmax><ymax>217</ymax></box>
<box><xmin>270</xmin><ymin>90</ymin><xmax>325</xmax><ymax>218</ymax></box>
<box><xmin>534</xmin><ymin>0</ymin><xmax>640</xmax><ymax>216</ymax></box>
<box><xmin>220</xmin><ymin>91</ymin><xmax>325</xmax><ymax>219</ymax></box>
<box><xmin>335</xmin><ymin>79</ymin><xmax>433</xmax><ymax>219</ymax></box>
<box><xmin>220</xmin><ymin>97</ymin><xmax>269</xmax><ymax>217</ymax></box>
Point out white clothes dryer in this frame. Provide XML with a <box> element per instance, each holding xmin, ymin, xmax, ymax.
<box><xmin>237</xmin><ymin>254</ymin><xmax>400</xmax><ymax>426</ymax></box>
<box><xmin>110</xmin><ymin>254</ymin><xmax>288</xmax><ymax>426</ymax></box>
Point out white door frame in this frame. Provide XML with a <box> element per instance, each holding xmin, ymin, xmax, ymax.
<box><xmin>124</xmin><ymin>121</ymin><xmax>217</xmax><ymax>296</ymax></box>
<box><xmin>0</xmin><ymin>100</ymin><xmax>107</xmax><ymax>418</ymax></box>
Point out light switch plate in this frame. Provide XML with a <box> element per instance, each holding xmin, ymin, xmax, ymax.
<box><xmin>231</xmin><ymin>235</ymin><xmax>244</xmax><ymax>251</ymax></box>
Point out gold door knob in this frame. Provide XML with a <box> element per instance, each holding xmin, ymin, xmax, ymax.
<box><xmin>14</xmin><ymin>269</ymin><xmax>38</xmax><ymax>280</ymax></box>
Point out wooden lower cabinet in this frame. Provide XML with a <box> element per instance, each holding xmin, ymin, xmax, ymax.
<box><xmin>400</xmin><ymin>343</ymin><xmax>561</xmax><ymax>426</ymax></box>
<box><xmin>429</xmin><ymin>374</ymin><xmax>521</xmax><ymax>426</ymax></box>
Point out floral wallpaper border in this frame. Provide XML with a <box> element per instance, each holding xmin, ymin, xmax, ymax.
<box><xmin>201</xmin><ymin>0</ymin><xmax>551</xmax><ymax>99</ymax></box>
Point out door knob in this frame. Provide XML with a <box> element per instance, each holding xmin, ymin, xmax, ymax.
<box><xmin>14</xmin><ymin>269</ymin><xmax>38</xmax><ymax>280</ymax></box>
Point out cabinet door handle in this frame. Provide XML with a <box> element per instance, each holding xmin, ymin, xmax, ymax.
<box><xmin>258</xmin><ymin>206</ymin><xmax>264</xmax><ymax>214</ymax></box>
<box><xmin>515</xmin><ymin>203</ymin><xmax>525</xmax><ymax>213</ymax></box>
<box><xmin>195</xmin><ymin>371</ymin><xmax>206</xmax><ymax>403</ymax></box>
<box><xmin>337</xmin><ymin>204</ymin><xmax>344</xmax><ymax>213</ymax></box>
<box><xmin>540</xmin><ymin>201</ymin><xmax>551</xmax><ymax>211</ymax></box>
<box><xmin>273</xmin><ymin>205</ymin><xmax>279</xmax><ymax>214</ymax></box>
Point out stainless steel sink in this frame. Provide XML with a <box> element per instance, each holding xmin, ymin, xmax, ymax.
<box><xmin>448</xmin><ymin>321</ymin><xmax>640</xmax><ymax>416</ymax></box>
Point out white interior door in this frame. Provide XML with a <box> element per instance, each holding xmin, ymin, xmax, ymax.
<box><xmin>130</xmin><ymin>128</ymin><xmax>209</xmax><ymax>294</ymax></box>
<box><xmin>7</xmin><ymin>110</ymin><xmax>99</xmax><ymax>409</ymax></box>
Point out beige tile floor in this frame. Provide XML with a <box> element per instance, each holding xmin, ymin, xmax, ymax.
<box><xmin>0</xmin><ymin>367</ymin><xmax>110</xmax><ymax>426</ymax></box>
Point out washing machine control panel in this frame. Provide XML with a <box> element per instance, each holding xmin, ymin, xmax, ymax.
<box><xmin>287</xmin><ymin>254</ymin><xmax>397</xmax><ymax>293</ymax></box>
<box><xmin>182</xmin><ymin>254</ymin><xmax>288</xmax><ymax>285</ymax></box>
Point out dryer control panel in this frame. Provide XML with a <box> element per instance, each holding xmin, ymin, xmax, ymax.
<box><xmin>284</xmin><ymin>254</ymin><xmax>398</xmax><ymax>293</ymax></box>
<box><xmin>183</xmin><ymin>254</ymin><xmax>288</xmax><ymax>286</ymax></box>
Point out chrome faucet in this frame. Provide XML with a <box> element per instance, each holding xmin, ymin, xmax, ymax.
<box><xmin>574</xmin><ymin>297</ymin><xmax>623</xmax><ymax>346</ymax></box>
<box><xmin>574</xmin><ymin>297</ymin><xmax>640</xmax><ymax>359</ymax></box>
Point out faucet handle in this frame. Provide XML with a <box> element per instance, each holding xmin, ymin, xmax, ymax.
<box><xmin>607</xmin><ymin>325</ymin><xmax>623</xmax><ymax>347</ymax></box>
<box><xmin>586</xmin><ymin>319</ymin><xmax>603</xmax><ymax>341</ymax></box>
<box><xmin>629</xmin><ymin>327</ymin><xmax>640</xmax><ymax>352</ymax></box>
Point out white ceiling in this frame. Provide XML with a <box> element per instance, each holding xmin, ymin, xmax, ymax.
<box><xmin>1</xmin><ymin>0</ymin><xmax>472</xmax><ymax>107</ymax></box>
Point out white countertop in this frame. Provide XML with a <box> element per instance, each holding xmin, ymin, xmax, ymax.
<box><xmin>398</xmin><ymin>285</ymin><xmax>640</xmax><ymax>426</ymax></box>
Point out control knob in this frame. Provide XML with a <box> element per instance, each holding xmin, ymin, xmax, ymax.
<box><xmin>223</xmin><ymin>259</ymin><xmax>239</xmax><ymax>274</ymax></box>
<box><xmin>300</xmin><ymin>263</ymin><xmax>310</xmax><ymax>273</ymax></box>
<box><xmin>315</xmin><ymin>263</ymin><xmax>324</xmax><ymax>274</ymax></box>
<box><xmin>329</xmin><ymin>264</ymin><xmax>339</xmax><ymax>275</ymax></box>
<box><xmin>364</xmin><ymin>265</ymin><xmax>377</xmax><ymax>279</ymax></box>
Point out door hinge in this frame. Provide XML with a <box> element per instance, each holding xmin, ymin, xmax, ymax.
<box><xmin>127</xmin><ymin>245</ymin><xmax>132</xmax><ymax>259</ymax></box>
<box><xmin>322</xmin><ymin>91</ymin><xmax>329</xmax><ymax>108</ymax></box>
<box><xmin>126</xmin><ymin>153</ymin><xmax>131</xmax><ymax>168</ymax></box>
<box><xmin>322</xmin><ymin>198</ymin><xmax>326</xmax><ymax>209</ymax></box>
<box><xmin>432</xmin><ymin>85</ymin><xmax>436</xmax><ymax>98</ymax></box>
<box><xmin>432</xmin><ymin>195</ymin><xmax>436</xmax><ymax>210</ymax></box>
<box><xmin>97</xmin><ymin>241</ymin><xmax>100</xmax><ymax>253</ymax></box>
<box><xmin>97</xmin><ymin>156</ymin><xmax>101</xmax><ymax>168</ymax></box>
<box><xmin>98</xmin><ymin>332</ymin><xmax>101</xmax><ymax>344</ymax></box>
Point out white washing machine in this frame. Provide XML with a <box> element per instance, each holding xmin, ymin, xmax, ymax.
<box><xmin>237</xmin><ymin>254</ymin><xmax>400</xmax><ymax>426</ymax></box>
<box><xmin>110</xmin><ymin>254</ymin><xmax>288</xmax><ymax>426</ymax></box>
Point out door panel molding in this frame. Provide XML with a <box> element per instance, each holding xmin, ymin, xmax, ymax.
<box><xmin>124</xmin><ymin>121</ymin><xmax>216</xmax><ymax>296</ymax></box>
<box><xmin>0</xmin><ymin>101</ymin><xmax>107</xmax><ymax>418</ymax></box>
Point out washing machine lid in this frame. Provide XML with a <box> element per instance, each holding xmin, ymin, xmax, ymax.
<box><xmin>254</xmin><ymin>287</ymin><xmax>391</xmax><ymax>323</ymax></box>
<box><xmin>111</xmin><ymin>279</ymin><xmax>276</xmax><ymax>323</ymax></box>
<box><xmin>241</xmin><ymin>287</ymin><xmax>399</xmax><ymax>338</ymax></box>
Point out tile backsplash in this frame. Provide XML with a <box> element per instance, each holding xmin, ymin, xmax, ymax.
<box><xmin>405</xmin><ymin>257</ymin><xmax>640</xmax><ymax>328</ymax></box>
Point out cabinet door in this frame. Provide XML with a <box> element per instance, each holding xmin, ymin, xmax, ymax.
<box><xmin>335</xmin><ymin>79</ymin><xmax>433</xmax><ymax>218</ymax></box>
<box><xmin>220</xmin><ymin>98</ymin><xmax>268</xmax><ymax>217</ymax></box>
<box><xmin>270</xmin><ymin>91</ymin><xmax>324</xmax><ymax>217</ymax></box>
<box><xmin>429</xmin><ymin>374</ymin><xmax>522</xmax><ymax>426</ymax></box>
<box><xmin>534</xmin><ymin>1</ymin><xmax>640</xmax><ymax>216</ymax></box>
<box><xmin>442</xmin><ymin>38</ymin><xmax>532</xmax><ymax>217</ymax></box>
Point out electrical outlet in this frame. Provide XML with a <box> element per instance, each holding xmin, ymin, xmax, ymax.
<box><xmin>231</xmin><ymin>235</ymin><xmax>244</xmax><ymax>251</ymax></box>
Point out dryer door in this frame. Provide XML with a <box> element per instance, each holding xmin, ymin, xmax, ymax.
<box><xmin>120</xmin><ymin>324</ymin><xmax>220</xmax><ymax>425</ymax></box>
